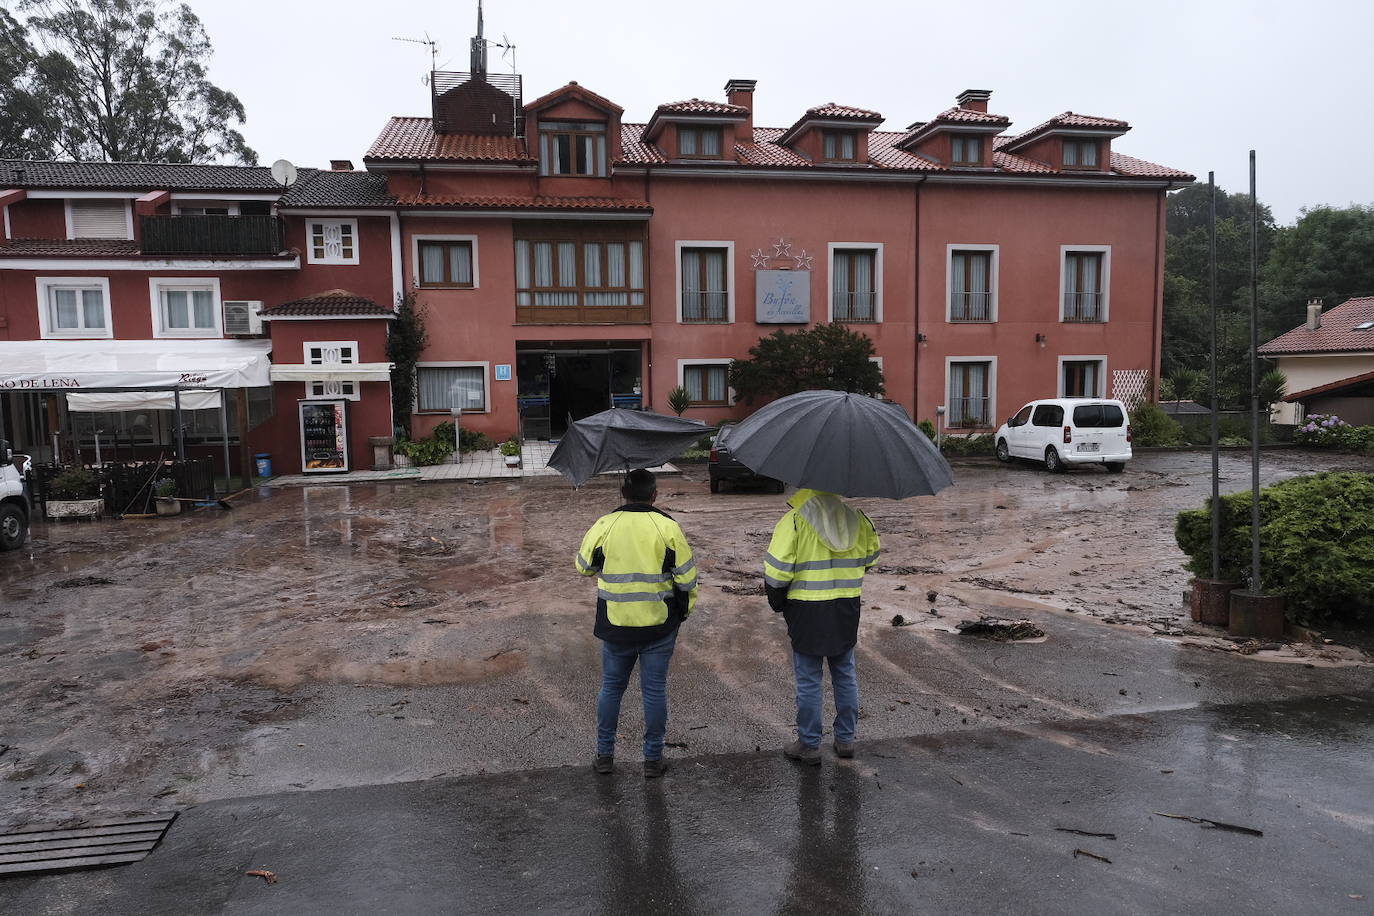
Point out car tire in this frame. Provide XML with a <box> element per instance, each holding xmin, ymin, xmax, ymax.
<box><xmin>995</xmin><ymin>439</ymin><xmax>1011</xmax><ymax>463</ymax></box>
<box><xmin>0</xmin><ymin>503</ymin><xmax>26</xmax><ymax>551</ymax></box>
<box><xmin>709</xmin><ymin>477</ymin><xmax>721</xmax><ymax>494</ymax></box>
<box><xmin>1105</xmin><ymin>461</ymin><xmax>1125</xmax><ymax>474</ymax></box>
<box><xmin>1044</xmin><ymin>446</ymin><xmax>1064</xmax><ymax>473</ymax></box>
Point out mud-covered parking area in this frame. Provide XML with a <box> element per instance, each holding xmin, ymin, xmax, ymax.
<box><xmin>2</xmin><ymin>450</ymin><xmax>1369</xmax><ymax>826</ymax></box>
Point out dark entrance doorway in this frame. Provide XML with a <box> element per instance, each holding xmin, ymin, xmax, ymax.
<box><xmin>516</xmin><ymin>347</ymin><xmax>643</xmax><ymax>438</ymax></box>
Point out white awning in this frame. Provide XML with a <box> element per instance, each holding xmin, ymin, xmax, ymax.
<box><xmin>0</xmin><ymin>339</ymin><xmax>272</xmax><ymax>390</ymax></box>
<box><xmin>270</xmin><ymin>363</ymin><xmax>393</xmax><ymax>383</ymax></box>
<box><xmin>67</xmin><ymin>390</ymin><xmax>223</xmax><ymax>412</ymax></box>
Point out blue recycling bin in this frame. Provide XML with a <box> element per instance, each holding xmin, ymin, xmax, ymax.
<box><xmin>254</xmin><ymin>453</ymin><xmax>273</xmax><ymax>477</ymax></box>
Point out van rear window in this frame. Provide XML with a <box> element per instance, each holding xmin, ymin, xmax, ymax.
<box><xmin>1073</xmin><ymin>404</ymin><xmax>1125</xmax><ymax>428</ymax></box>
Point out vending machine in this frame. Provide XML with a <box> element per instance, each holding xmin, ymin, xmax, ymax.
<box><xmin>298</xmin><ymin>399</ymin><xmax>349</xmax><ymax>473</ymax></box>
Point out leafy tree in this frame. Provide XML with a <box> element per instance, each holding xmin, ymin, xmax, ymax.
<box><xmin>728</xmin><ymin>323</ymin><xmax>884</xmax><ymax>405</ymax></box>
<box><xmin>0</xmin><ymin>8</ymin><xmax>50</xmax><ymax>157</ymax></box>
<box><xmin>1166</xmin><ymin>367</ymin><xmax>1208</xmax><ymax>403</ymax></box>
<box><xmin>1260</xmin><ymin>205</ymin><xmax>1374</xmax><ymax>340</ymax></box>
<box><xmin>17</xmin><ymin>0</ymin><xmax>255</xmax><ymax>163</ymax></box>
<box><xmin>387</xmin><ymin>293</ymin><xmax>428</xmax><ymax>439</ymax></box>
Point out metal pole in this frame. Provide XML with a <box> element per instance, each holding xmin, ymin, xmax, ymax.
<box><xmin>1209</xmin><ymin>172</ymin><xmax>1220</xmax><ymax>581</ymax></box>
<box><xmin>218</xmin><ymin>389</ymin><xmax>232</xmax><ymax>496</ymax></box>
<box><xmin>1249</xmin><ymin>150</ymin><xmax>1261</xmax><ymax>592</ymax></box>
<box><xmin>173</xmin><ymin>387</ymin><xmax>186</xmax><ymax>462</ymax></box>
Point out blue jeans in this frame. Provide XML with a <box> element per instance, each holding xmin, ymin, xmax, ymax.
<box><xmin>596</xmin><ymin>629</ymin><xmax>678</xmax><ymax>759</ymax></box>
<box><xmin>792</xmin><ymin>648</ymin><xmax>859</xmax><ymax>748</ymax></box>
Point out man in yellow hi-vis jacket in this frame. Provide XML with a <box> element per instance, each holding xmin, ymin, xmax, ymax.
<box><xmin>576</xmin><ymin>469</ymin><xmax>698</xmax><ymax>778</ymax></box>
<box><xmin>764</xmin><ymin>489</ymin><xmax>880</xmax><ymax>765</ymax></box>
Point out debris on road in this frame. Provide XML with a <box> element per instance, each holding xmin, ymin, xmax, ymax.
<box><xmin>956</xmin><ymin>617</ymin><xmax>1045</xmax><ymax>641</ymax></box>
<box><xmin>956</xmin><ymin>576</ymin><xmax>1054</xmax><ymax>596</ymax></box>
<box><xmin>51</xmin><ymin>576</ymin><xmax>114</xmax><ymax>589</ymax></box>
<box><xmin>1073</xmin><ymin>848</ymin><xmax>1112</xmax><ymax>864</ymax></box>
<box><xmin>1153</xmin><ymin>812</ymin><xmax>1264</xmax><ymax>836</ymax></box>
<box><xmin>1056</xmin><ymin>827</ymin><xmax>1117</xmax><ymax>840</ymax></box>
<box><xmin>891</xmin><ymin>614</ymin><xmax>915</xmax><ymax>627</ymax></box>
<box><xmin>245</xmin><ymin>869</ymin><xmax>278</xmax><ymax>884</ymax></box>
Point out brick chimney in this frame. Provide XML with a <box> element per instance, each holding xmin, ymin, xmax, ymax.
<box><xmin>956</xmin><ymin>89</ymin><xmax>992</xmax><ymax>113</ymax></box>
<box><xmin>330</xmin><ymin>159</ymin><xmax>355</xmax><ymax>171</ymax></box>
<box><xmin>725</xmin><ymin>78</ymin><xmax>756</xmax><ymax>143</ymax></box>
<box><xmin>1306</xmin><ymin>298</ymin><xmax>1323</xmax><ymax>330</ymax></box>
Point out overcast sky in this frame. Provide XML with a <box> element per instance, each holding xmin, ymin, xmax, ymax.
<box><xmin>188</xmin><ymin>0</ymin><xmax>1371</xmax><ymax>224</ymax></box>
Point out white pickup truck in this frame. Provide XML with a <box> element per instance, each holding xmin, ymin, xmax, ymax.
<box><xmin>1</xmin><ymin>439</ymin><xmax>32</xmax><ymax>551</ymax></box>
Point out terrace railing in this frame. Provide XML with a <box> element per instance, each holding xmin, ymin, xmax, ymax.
<box><xmin>140</xmin><ymin>215</ymin><xmax>284</xmax><ymax>257</ymax></box>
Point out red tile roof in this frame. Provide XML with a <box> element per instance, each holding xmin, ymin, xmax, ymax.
<box><xmin>1259</xmin><ymin>297</ymin><xmax>1374</xmax><ymax>355</ymax></box>
<box><xmin>1108</xmin><ymin>151</ymin><xmax>1194</xmax><ymax>180</ymax></box>
<box><xmin>0</xmin><ymin>238</ymin><xmax>142</xmax><ymax>257</ymax></box>
<box><xmin>618</xmin><ymin>123</ymin><xmax>667</xmax><ymax>164</ymax></box>
<box><xmin>523</xmin><ymin>81</ymin><xmax>623</xmax><ymax>115</ymax></box>
<box><xmin>365</xmin><ymin>118</ymin><xmax>534</xmax><ymax>163</ymax></box>
<box><xmin>931</xmin><ymin>106</ymin><xmax>1011</xmax><ymax>125</ymax></box>
<box><xmin>656</xmin><ymin>99</ymin><xmax>749</xmax><ymax>115</ymax></box>
<box><xmin>261</xmin><ymin>289</ymin><xmax>393</xmax><ymax>319</ymax></box>
<box><xmin>394</xmin><ymin>194</ymin><xmax>652</xmax><ymax>212</ymax></box>
<box><xmin>866</xmin><ymin>132</ymin><xmax>943</xmax><ymax>170</ymax></box>
<box><xmin>1003</xmin><ymin>111</ymin><xmax>1132</xmax><ymax>151</ymax></box>
<box><xmin>805</xmin><ymin>103</ymin><xmax>883</xmax><ymax>120</ymax></box>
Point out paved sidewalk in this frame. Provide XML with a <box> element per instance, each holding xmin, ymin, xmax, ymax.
<box><xmin>7</xmin><ymin>692</ymin><xmax>1372</xmax><ymax>915</ymax></box>
<box><xmin>264</xmin><ymin>440</ymin><xmax>678</xmax><ymax>487</ymax></box>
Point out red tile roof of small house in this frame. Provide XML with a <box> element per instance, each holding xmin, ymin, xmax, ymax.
<box><xmin>523</xmin><ymin>81</ymin><xmax>623</xmax><ymax>115</ymax></box>
<box><xmin>1259</xmin><ymin>297</ymin><xmax>1374</xmax><ymax>355</ymax></box>
<box><xmin>0</xmin><ymin>238</ymin><xmax>299</xmax><ymax>260</ymax></box>
<box><xmin>655</xmin><ymin>99</ymin><xmax>750</xmax><ymax>115</ymax></box>
<box><xmin>260</xmin><ymin>290</ymin><xmax>394</xmax><ymax>318</ymax></box>
<box><xmin>365</xmin><ymin>118</ymin><xmax>534</xmax><ymax>163</ymax></box>
<box><xmin>777</xmin><ymin>103</ymin><xmax>885</xmax><ymax>145</ymax></box>
<box><xmin>1001</xmin><ymin>112</ymin><xmax>1132</xmax><ymax>153</ymax></box>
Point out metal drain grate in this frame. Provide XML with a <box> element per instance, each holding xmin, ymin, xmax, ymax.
<box><xmin>0</xmin><ymin>812</ymin><xmax>177</xmax><ymax>876</ymax></box>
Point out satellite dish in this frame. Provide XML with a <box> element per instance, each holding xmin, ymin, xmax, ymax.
<box><xmin>270</xmin><ymin>158</ymin><xmax>298</xmax><ymax>187</ymax></box>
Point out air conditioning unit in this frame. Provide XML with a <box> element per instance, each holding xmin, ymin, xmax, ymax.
<box><xmin>223</xmin><ymin>300</ymin><xmax>263</xmax><ymax>336</ymax></box>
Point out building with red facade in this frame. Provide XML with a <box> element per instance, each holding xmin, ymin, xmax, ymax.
<box><xmin>0</xmin><ymin>30</ymin><xmax>1191</xmax><ymax>478</ymax></box>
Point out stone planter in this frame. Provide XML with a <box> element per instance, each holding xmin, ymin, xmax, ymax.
<box><xmin>46</xmin><ymin>498</ymin><xmax>103</xmax><ymax>521</ymax></box>
<box><xmin>1229</xmin><ymin>590</ymin><xmax>1286</xmax><ymax>640</ymax></box>
<box><xmin>154</xmin><ymin>497</ymin><xmax>182</xmax><ymax>517</ymax></box>
<box><xmin>1190</xmin><ymin>578</ymin><xmax>1238</xmax><ymax>626</ymax></box>
<box><xmin>393</xmin><ymin>453</ymin><xmax>413</xmax><ymax>468</ymax></box>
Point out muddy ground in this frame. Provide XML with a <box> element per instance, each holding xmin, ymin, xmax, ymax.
<box><xmin>2</xmin><ymin>449</ymin><xmax>1370</xmax><ymax>827</ymax></box>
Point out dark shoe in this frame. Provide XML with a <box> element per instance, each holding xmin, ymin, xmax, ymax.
<box><xmin>643</xmin><ymin>758</ymin><xmax>669</xmax><ymax>779</ymax></box>
<box><xmin>783</xmin><ymin>740</ymin><xmax>821</xmax><ymax>766</ymax></box>
<box><xmin>833</xmin><ymin>740</ymin><xmax>855</xmax><ymax>759</ymax></box>
<box><xmin>593</xmin><ymin>755</ymin><xmax>614</xmax><ymax>775</ymax></box>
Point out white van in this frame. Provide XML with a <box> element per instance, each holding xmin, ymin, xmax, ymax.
<box><xmin>995</xmin><ymin>398</ymin><xmax>1132</xmax><ymax>473</ymax></box>
<box><xmin>1</xmin><ymin>439</ymin><xmax>32</xmax><ymax>550</ymax></box>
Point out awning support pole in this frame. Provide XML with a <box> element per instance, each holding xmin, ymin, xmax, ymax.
<box><xmin>218</xmin><ymin>388</ymin><xmax>232</xmax><ymax>497</ymax></box>
<box><xmin>235</xmin><ymin>387</ymin><xmax>253</xmax><ymax>486</ymax></box>
<box><xmin>173</xmin><ymin>387</ymin><xmax>185</xmax><ymax>462</ymax></box>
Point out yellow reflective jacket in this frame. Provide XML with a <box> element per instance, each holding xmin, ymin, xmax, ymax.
<box><xmin>576</xmin><ymin>504</ymin><xmax>699</xmax><ymax>642</ymax></box>
<box><xmin>764</xmin><ymin>489</ymin><xmax>880</xmax><ymax>656</ymax></box>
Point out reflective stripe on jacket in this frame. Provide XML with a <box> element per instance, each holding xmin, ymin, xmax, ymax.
<box><xmin>576</xmin><ymin>503</ymin><xmax>698</xmax><ymax>642</ymax></box>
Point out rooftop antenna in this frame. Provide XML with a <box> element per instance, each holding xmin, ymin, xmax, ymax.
<box><xmin>392</xmin><ymin>33</ymin><xmax>439</xmax><ymax>84</ymax></box>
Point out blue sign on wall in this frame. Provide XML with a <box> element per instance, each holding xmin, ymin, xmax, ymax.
<box><xmin>755</xmin><ymin>269</ymin><xmax>810</xmax><ymax>323</ymax></box>
<box><xmin>495</xmin><ymin>364</ymin><xmax>512</xmax><ymax>381</ymax></box>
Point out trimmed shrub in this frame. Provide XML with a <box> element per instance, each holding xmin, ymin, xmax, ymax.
<box><xmin>396</xmin><ymin>437</ymin><xmax>454</xmax><ymax>466</ymax></box>
<box><xmin>918</xmin><ymin>419</ymin><xmax>936</xmax><ymax>441</ymax></box>
<box><xmin>458</xmin><ymin>429</ymin><xmax>497</xmax><ymax>453</ymax></box>
<box><xmin>1130</xmin><ymin>401</ymin><xmax>1185</xmax><ymax>447</ymax></box>
<box><xmin>940</xmin><ymin>433</ymin><xmax>995</xmax><ymax>457</ymax></box>
<box><xmin>51</xmin><ymin>468</ymin><xmax>100</xmax><ymax>500</ymax></box>
<box><xmin>1175</xmin><ymin>472</ymin><xmax>1374</xmax><ymax>626</ymax></box>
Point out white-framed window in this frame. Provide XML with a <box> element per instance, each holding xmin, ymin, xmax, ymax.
<box><xmin>828</xmin><ymin>243</ymin><xmax>883</xmax><ymax>322</ymax></box>
<box><xmin>305</xmin><ymin>341</ymin><xmax>358</xmax><ymax>366</ymax></box>
<box><xmin>149</xmin><ymin>277</ymin><xmax>221</xmax><ymax>338</ymax></box>
<box><xmin>946</xmin><ymin>244</ymin><xmax>999</xmax><ymax>322</ymax></box>
<box><xmin>307</xmin><ymin>219</ymin><xmax>359</xmax><ymax>265</ymax></box>
<box><xmin>36</xmin><ymin>277</ymin><xmax>113</xmax><ymax>339</ymax></box>
<box><xmin>677</xmin><ymin>359</ymin><xmax>733</xmax><ymax>407</ymax></box>
<box><xmin>413</xmin><ymin>235</ymin><xmax>478</xmax><ymax>288</ymax></box>
<box><xmin>417</xmin><ymin>362</ymin><xmax>489</xmax><ymax>413</ymax></box>
<box><xmin>946</xmin><ymin>356</ymin><xmax>997</xmax><ymax>429</ymax></box>
<box><xmin>175</xmin><ymin>203</ymin><xmax>238</xmax><ymax>216</ymax></box>
<box><xmin>676</xmin><ymin>241</ymin><xmax>734</xmax><ymax>323</ymax></box>
<box><xmin>307</xmin><ymin>380</ymin><xmax>359</xmax><ymax>401</ymax></box>
<box><xmin>66</xmin><ymin>199</ymin><xmax>132</xmax><ymax>239</ymax></box>
<box><xmin>1059</xmin><ymin>356</ymin><xmax>1108</xmax><ymax>398</ymax></box>
<box><xmin>1060</xmin><ymin>245</ymin><xmax>1111</xmax><ymax>323</ymax></box>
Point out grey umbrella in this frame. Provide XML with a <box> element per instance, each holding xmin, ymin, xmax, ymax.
<box><xmin>726</xmin><ymin>390</ymin><xmax>953</xmax><ymax>499</ymax></box>
<box><xmin>546</xmin><ymin>409</ymin><xmax>711</xmax><ymax>487</ymax></box>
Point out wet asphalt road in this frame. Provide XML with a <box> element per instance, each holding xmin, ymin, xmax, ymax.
<box><xmin>6</xmin><ymin>691</ymin><xmax>1373</xmax><ymax>915</ymax></box>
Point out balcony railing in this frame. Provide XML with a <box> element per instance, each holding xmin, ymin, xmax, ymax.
<box><xmin>950</xmin><ymin>292</ymin><xmax>992</xmax><ymax>321</ymax></box>
<box><xmin>947</xmin><ymin>396</ymin><xmax>990</xmax><ymax>429</ymax></box>
<box><xmin>833</xmin><ymin>292</ymin><xmax>877</xmax><ymax>322</ymax></box>
<box><xmin>1062</xmin><ymin>292</ymin><xmax>1104</xmax><ymax>322</ymax></box>
<box><xmin>140</xmin><ymin>215</ymin><xmax>284</xmax><ymax>257</ymax></box>
<box><xmin>682</xmin><ymin>291</ymin><xmax>728</xmax><ymax>322</ymax></box>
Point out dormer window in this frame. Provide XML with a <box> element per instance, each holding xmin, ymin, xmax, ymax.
<box><xmin>950</xmin><ymin>134</ymin><xmax>984</xmax><ymax>166</ymax></box>
<box><xmin>1063</xmin><ymin>139</ymin><xmax>1100</xmax><ymax>169</ymax></box>
<box><xmin>539</xmin><ymin>121</ymin><xmax>607</xmax><ymax>177</ymax></box>
<box><xmin>679</xmin><ymin>126</ymin><xmax>724</xmax><ymax>159</ymax></box>
<box><xmin>822</xmin><ymin>130</ymin><xmax>857</xmax><ymax>161</ymax></box>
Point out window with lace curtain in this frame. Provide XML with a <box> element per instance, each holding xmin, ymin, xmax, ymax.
<box><xmin>679</xmin><ymin>126</ymin><xmax>724</xmax><ymax>159</ymax></box>
<box><xmin>417</xmin><ymin>240</ymin><xmax>474</xmax><ymax>288</ymax></box>
<box><xmin>948</xmin><ymin>359</ymin><xmax>993</xmax><ymax>428</ymax></box>
<box><xmin>683</xmin><ymin>364</ymin><xmax>729</xmax><ymax>406</ymax></box>
<box><xmin>680</xmin><ymin>248</ymin><xmax>729</xmax><ymax>322</ymax></box>
<box><xmin>417</xmin><ymin>364</ymin><xmax>487</xmax><ymax>413</ymax></box>
<box><xmin>949</xmin><ymin>249</ymin><xmax>995</xmax><ymax>321</ymax></box>
<box><xmin>513</xmin><ymin>228</ymin><xmax>648</xmax><ymax>322</ymax></box>
<box><xmin>1062</xmin><ymin>249</ymin><xmax>1108</xmax><ymax>322</ymax></box>
<box><xmin>830</xmin><ymin>247</ymin><xmax>879</xmax><ymax>322</ymax></box>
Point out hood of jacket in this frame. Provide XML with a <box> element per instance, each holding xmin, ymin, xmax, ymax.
<box><xmin>789</xmin><ymin>488</ymin><xmax>861</xmax><ymax>552</ymax></box>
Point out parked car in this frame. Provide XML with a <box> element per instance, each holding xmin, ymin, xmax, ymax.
<box><xmin>994</xmin><ymin>398</ymin><xmax>1132</xmax><ymax>473</ymax></box>
<box><xmin>709</xmin><ymin>425</ymin><xmax>785</xmax><ymax>494</ymax></box>
<box><xmin>0</xmin><ymin>439</ymin><xmax>32</xmax><ymax>551</ymax></box>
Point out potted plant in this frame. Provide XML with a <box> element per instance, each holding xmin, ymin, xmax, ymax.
<box><xmin>153</xmin><ymin>478</ymin><xmax>181</xmax><ymax>516</ymax></box>
<box><xmin>500</xmin><ymin>437</ymin><xmax>522</xmax><ymax>468</ymax></box>
<box><xmin>46</xmin><ymin>468</ymin><xmax>104</xmax><ymax>520</ymax></box>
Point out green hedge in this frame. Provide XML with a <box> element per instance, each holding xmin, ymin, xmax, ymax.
<box><xmin>1175</xmin><ymin>472</ymin><xmax>1374</xmax><ymax>626</ymax></box>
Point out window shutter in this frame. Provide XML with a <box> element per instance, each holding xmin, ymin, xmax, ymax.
<box><xmin>70</xmin><ymin>200</ymin><xmax>129</xmax><ymax>239</ymax></box>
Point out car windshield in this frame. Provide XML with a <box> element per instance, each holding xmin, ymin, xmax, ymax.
<box><xmin>1072</xmin><ymin>404</ymin><xmax>1125</xmax><ymax>427</ymax></box>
